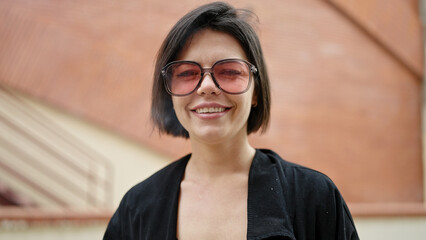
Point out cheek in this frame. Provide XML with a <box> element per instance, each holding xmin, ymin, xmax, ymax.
<box><xmin>245</xmin><ymin>88</ymin><xmax>256</xmax><ymax>110</ymax></box>
<box><xmin>171</xmin><ymin>97</ymin><xmax>188</xmax><ymax>123</ymax></box>
<box><xmin>171</xmin><ymin>98</ymin><xmax>181</xmax><ymax>115</ymax></box>
<box><xmin>236</xmin><ymin>93</ymin><xmax>255</xmax><ymax>120</ymax></box>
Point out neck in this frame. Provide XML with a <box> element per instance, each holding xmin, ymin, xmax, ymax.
<box><xmin>186</xmin><ymin>134</ymin><xmax>255</xmax><ymax>180</ymax></box>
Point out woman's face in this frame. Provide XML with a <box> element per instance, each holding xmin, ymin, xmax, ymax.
<box><xmin>171</xmin><ymin>29</ymin><xmax>256</xmax><ymax>145</ymax></box>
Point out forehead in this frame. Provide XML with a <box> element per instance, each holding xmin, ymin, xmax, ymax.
<box><xmin>177</xmin><ymin>29</ymin><xmax>247</xmax><ymax>66</ymax></box>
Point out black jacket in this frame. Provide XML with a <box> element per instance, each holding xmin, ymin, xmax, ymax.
<box><xmin>104</xmin><ymin>149</ymin><xmax>359</xmax><ymax>239</ymax></box>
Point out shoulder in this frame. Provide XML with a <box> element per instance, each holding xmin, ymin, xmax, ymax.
<box><xmin>256</xmin><ymin>149</ymin><xmax>358</xmax><ymax>239</ymax></box>
<box><xmin>119</xmin><ymin>154</ymin><xmax>190</xmax><ymax>210</ymax></box>
<box><xmin>104</xmin><ymin>154</ymin><xmax>190</xmax><ymax>239</ymax></box>
<box><xmin>255</xmin><ymin>148</ymin><xmax>343</xmax><ymax>207</ymax></box>
<box><xmin>256</xmin><ymin>148</ymin><xmax>336</xmax><ymax>189</ymax></box>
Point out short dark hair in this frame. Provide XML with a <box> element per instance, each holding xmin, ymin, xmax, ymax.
<box><xmin>151</xmin><ymin>1</ymin><xmax>270</xmax><ymax>138</ymax></box>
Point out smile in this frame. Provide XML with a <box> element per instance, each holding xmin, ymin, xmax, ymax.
<box><xmin>195</xmin><ymin>107</ymin><xmax>226</xmax><ymax>114</ymax></box>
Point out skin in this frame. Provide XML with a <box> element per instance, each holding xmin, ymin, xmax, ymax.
<box><xmin>173</xmin><ymin>29</ymin><xmax>257</xmax><ymax>240</ymax></box>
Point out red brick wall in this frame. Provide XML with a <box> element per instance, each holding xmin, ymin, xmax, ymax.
<box><xmin>0</xmin><ymin>0</ymin><xmax>423</xmax><ymax>215</ymax></box>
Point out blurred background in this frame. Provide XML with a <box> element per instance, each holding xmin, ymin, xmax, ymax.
<box><xmin>0</xmin><ymin>0</ymin><xmax>425</xmax><ymax>239</ymax></box>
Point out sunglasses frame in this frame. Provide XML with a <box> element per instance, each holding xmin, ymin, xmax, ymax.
<box><xmin>161</xmin><ymin>58</ymin><xmax>258</xmax><ymax>96</ymax></box>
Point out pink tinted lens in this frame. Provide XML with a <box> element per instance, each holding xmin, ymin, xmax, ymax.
<box><xmin>213</xmin><ymin>61</ymin><xmax>250</xmax><ymax>93</ymax></box>
<box><xmin>167</xmin><ymin>63</ymin><xmax>201</xmax><ymax>95</ymax></box>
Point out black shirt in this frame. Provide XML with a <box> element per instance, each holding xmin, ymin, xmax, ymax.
<box><xmin>104</xmin><ymin>149</ymin><xmax>359</xmax><ymax>239</ymax></box>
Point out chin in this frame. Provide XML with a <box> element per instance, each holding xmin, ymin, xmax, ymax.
<box><xmin>191</xmin><ymin>129</ymin><xmax>229</xmax><ymax>144</ymax></box>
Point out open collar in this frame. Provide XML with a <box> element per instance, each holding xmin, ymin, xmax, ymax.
<box><xmin>163</xmin><ymin>150</ymin><xmax>295</xmax><ymax>240</ymax></box>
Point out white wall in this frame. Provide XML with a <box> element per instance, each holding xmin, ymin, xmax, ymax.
<box><xmin>0</xmin><ymin>221</ymin><xmax>108</xmax><ymax>240</ymax></box>
<box><xmin>8</xmin><ymin>89</ymin><xmax>171</xmax><ymax>207</ymax></box>
<box><xmin>0</xmin><ymin>89</ymin><xmax>172</xmax><ymax>208</ymax></box>
<box><xmin>355</xmin><ymin>216</ymin><xmax>426</xmax><ymax>240</ymax></box>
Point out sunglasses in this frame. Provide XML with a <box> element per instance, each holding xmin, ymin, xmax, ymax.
<box><xmin>161</xmin><ymin>58</ymin><xmax>257</xmax><ymax>96</ymax></box>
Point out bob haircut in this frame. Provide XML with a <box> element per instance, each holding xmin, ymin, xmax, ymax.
<box><xmin>151</xmin><ymin>1</ymin><xmax>271</xmax><ymax>138</ymax></box>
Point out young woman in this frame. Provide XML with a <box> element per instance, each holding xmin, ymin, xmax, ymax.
<box><xmin>104</xmin><ymin>2</ymin><xmax>359</xmax><ymax>239</ymax></box>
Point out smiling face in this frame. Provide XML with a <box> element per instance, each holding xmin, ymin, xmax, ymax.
<box><xmin>171</xmin><ymin>29</ymin><xmax>256</xmax><ymax>145</ymax></box>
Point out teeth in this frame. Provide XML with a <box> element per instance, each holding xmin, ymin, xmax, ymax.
<box><xmin>195</xmin><ymin>107</ymin><xmax>226</xmax><ymax>114</ymax></box>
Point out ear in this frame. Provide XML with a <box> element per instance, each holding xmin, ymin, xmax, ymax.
<box><xmin>251</xmin><ymin>94</ymin><xmax>258</xmax><ymax>107</ymax></box>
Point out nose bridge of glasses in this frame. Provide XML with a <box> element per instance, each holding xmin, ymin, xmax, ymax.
<box><xmin>199</xmin><ymin>67</ymin><xmax>220</xmax><ymax>90</ymax></box>
<box><xmin>200</xmin><ymin>66</ymin><xmax>214</xmax><ymax>80</ymax></box>
<box><xmin>201</xmin><ymin>66</ymin><xmax>214</xmax><ymax>75</ymax></box>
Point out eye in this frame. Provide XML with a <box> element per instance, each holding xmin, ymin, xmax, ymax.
<box><xmin>176</xmin><ymin>70</ymin><xmax>199</xmax><ymax>78</ymax></box>
<box><xmin>218</xmin><ymin>69</ymin><xmax>242</xmax><ymax>76</ymax></box>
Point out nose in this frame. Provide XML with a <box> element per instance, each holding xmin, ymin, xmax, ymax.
<box><xmin>196</xmin><ymin>72</ymin><xmax>221</xmax><ymax>95</ymax></box>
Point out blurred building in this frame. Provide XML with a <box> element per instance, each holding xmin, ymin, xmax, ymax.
<box><xmin>0</xmin><ymin>0</ymin><xmax>425</xmax><ymax>239</ymax></box>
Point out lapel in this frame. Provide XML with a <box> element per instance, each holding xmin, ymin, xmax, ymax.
<box><xmin>247</xmin><ymin>150</ymin><xmax>296</xmax><ymax>240</ymax></box>
<box><xmin>153</xmin><ymin>154</ymin><xmax>190</xmax><ymax>240</ymax></box>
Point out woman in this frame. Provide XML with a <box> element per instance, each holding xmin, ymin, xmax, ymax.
<box><xmin>104</xmin><ymin>2</ymin><xmax>359</xmax><ymax>239</ymax></box>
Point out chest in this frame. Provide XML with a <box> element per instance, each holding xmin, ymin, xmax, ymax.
<box><xmin>176</xmin><ymin>178</ymin><xmax>248</xmax><ymax>240</ymax></box>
